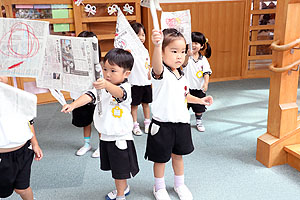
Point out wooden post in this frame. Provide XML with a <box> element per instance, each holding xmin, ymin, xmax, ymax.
<box><xmin>257</xmin><ymin>0</ymin><xmax>300</xmax><ymax>167</ymax></box>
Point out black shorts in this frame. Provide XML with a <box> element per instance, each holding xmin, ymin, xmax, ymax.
<box><xmin>72</xmin><ymin>102</ymin><xmax>95</xmax><ymax>127</ymax></box>
<box><xmin>0</xmin><ymin>140</ymin><xmax>34</xmax><ymax>198</ymax></box>
<box><xmin>144</xmin><ymin>119</ymin><xmax>194</xmax><ymax>163</ymax></box>
<box><xmin>131</xmin><ymin>85</ymin><xmax>152</xmax><ymax>106</ymax></box>
<box><xmin>188</xmin><ymin>89</ymin><xmax>207</xmax><ymax>113</ymax></box>
<box><xmin>100</xmin><ymin>140</ymin><xmax>139</xmax><ymax>179</ymax></box>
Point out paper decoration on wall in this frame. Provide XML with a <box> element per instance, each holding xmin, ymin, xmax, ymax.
<box><xmin>84</xmin><ymin>4</ymin><xmax>96</xmax><ymax>16</ymax></box>
<box><xmin>74</xmin><ymin>0</ymin><xmax>97</xmax><ymax>16</ymax></box>
<box><xmin>123</xmin><ymin>4</ymin><xmax>134</xmax><ymax>15</ymax></box>
<box><xmin>108</xmin><ymin>4</ymin><xmax>118</xmax><ymax>16</ymax></box>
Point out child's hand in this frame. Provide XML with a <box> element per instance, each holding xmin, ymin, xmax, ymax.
<box><xmin>93</xmin><ymin>78</ymin><xmax>107</xmax><ymax>90</ymax></box>
<box><xmin>32</xmin><ymin>144</ymin><xmax>43</xmax><ymax>161</ymax></box>
<box><xmin>152</xmin><ymin>29</ymin><xmax>163</xmax><ymax>46</ymax></box>
<box><xmin>61</xmin><ymin>104</ymin><xmax>74</xmax><ymax>113</ymax></box>
<box><xmin>202</xmin><ymin>95</ymin><xmax>213</xmax><ymax>106</ymax></box>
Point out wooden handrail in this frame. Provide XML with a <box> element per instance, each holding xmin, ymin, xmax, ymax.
<box><xmin>269</xmin><ymin>59</ymin><xmax>300</xmax><ymax>72</ymax></box>
<box><xmin>270</xmin><ymin>39</ymin><xmax>300</xmax><ymax>51</ymax></box>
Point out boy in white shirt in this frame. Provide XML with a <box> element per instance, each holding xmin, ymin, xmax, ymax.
<box><xmin>0</xmin><ymin>76</ymin><xmax>43</xmax><ymax>200</ymax></box>
<box><xmin>61</xmin><ymin>48</ymin><xmax>139</xmax><ymax>200</ymax></box>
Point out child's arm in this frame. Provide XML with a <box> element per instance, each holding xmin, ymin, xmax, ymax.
<box><xmin>186</xmin><ymin>93</ymin><xmax>213</xmax><ymax>106</ymax></box>
<box><xmin>61</xmin><ymin>94</ymin><xmax>92</xmax><ymax>113</ymax></box>
<box><xmin>202</xmin><ymin>74</ymin><xmax>210</xmax><ymax>92</ymax></box>
<box><xmin>151</xmin><ymin>29</ymin><xmax>163</xmax><ymax>76</ymax></box>
<box><xmin>29</xmin><ymin>124</ymin><xmax>43</xmax><ymax>161</ymax></box>
<box><xmin>93</xmin><ymin>78</ymin><xmax>124</xmax><ymax>99</ymax></box>
<box><xmin>182</xmin><ymin>48</ymin><xmax>192</xmax><ymax>68</ymax></box>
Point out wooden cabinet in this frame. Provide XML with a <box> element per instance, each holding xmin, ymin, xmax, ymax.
<box><xmin>0</xmin><ymin>0</ymin><xmax>141</xmax><ymax>104</ymax></box>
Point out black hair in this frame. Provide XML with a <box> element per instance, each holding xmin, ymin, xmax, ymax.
<box><xmin>162</xmin><ymin>28</ymin><xmax>186</xmax><ymax>51</ymax></box>
<box><xmin>103</xmin><ymin>48</ymin><xmax>134</xmax><ymax>71</ymax></box>
<box><xmin>191</xmin><ymin>32</ymin><xmax>211</xmax><ymax>58</ymax></box>
<box><xmin>130</xmin><ymin>22</ymin><xmax>146</xmax><ymax>35</ymax></box>
<box><xmin>77</xmin><ymin>31</ymin><xmax>102</xmax><ymax>61</ymax></box>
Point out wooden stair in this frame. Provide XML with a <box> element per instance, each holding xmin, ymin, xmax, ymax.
<box><xmin>284</xmin><ymin>144</ymin><xmax>300</xmax><ymax>172</ymax></box>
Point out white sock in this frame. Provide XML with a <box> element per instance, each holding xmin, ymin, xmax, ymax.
<box><xmin>155</xmin><ymin>177</ymin><xmax>166</xmax><ymax>192</ymax></box>
<box><xmin>116</xmin><ymin>195</ymin><xmax>126</xmax><ymax>200</ymax></box>
<box><xmin>174</xmin><ymin>175</ymin><xmax>184</xmax><ymax>188</ymax></box>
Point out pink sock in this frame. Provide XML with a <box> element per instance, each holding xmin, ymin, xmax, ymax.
<box><xmin>155</xmin><ymin>177</ymin><xmax>166</xmax><ymax>191</ymax></box>
<box><xmin>174</xmin><ymin>175</ymin><xmax>184</xmax><ymax>188</ymax></box>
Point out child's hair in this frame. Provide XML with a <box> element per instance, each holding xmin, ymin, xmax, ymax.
<box><xmin>77</xmin><ymin>31</ymin><xmax>102</xmax><ymax>61</ymax></box>
<box><xmin>103</xmin><ymin>48</ymin><xmax>134</xmax><ymax>71</ymax></box>
<box><xmin>191</xmin><ymin>32</ymin><xmax>211</xmax><ymax>58</ymax></box>
<box><xmin>130</xmin><ymin>22</ymin><xmax>146</xmax><ymax>35</ymax></box>
<box><xmin>162</xmin><ymin>28</ymin><xmax>186</xmax><ymax>51</ymax></box>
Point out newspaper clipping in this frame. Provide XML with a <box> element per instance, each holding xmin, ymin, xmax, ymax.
<box><xmin>36</xmin><ymin>35</ymin><xmax>97</xmax><ymax>93</ymax></box>
<box><xmin>0</xmin><ymin>18</ymin><xmax>49</xmax><ymax>77</ymax></box>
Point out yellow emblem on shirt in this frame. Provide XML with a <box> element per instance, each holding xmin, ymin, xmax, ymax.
<box><xmin>196</xmin><ymin>70</ymin><xmax>203</xmax><ymax>78</ymax></box>
<box><xmin>112</xmin><ymin>106</ymin><xmax>123</xmax><ymax>118</ymax></box>
<box><xmin>145</xmin><ymin>61</ymin><xmax>151</xmax><ymax>69</ymax></box>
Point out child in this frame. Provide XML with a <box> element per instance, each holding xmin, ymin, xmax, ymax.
<box><xmin>145</xmin><ymin>29</ymin><xmax>213</xmax><ymax>200</ymax></box>
<box><xmin>61</xmin><ymin>48</ymin><xmax>139</xmax><ymax>200</ymax></box>
<box><xmin>0</xmin><ymin>76</ymin><xmax>43</xmax><ymax>200</ymax></box>
<box><xmin>129</xmin><ymin>22</ymin><xmax>152</xmax><ymax>136</ymax></box>
<box><xmin>184</xmin><ymin>32</ymin><xmax>212</xmax><ymax>132</ymax></box>
<box><xmin>70</xmin><ymin>31</ymin><xmax>101</xmax><ymax>157</ymax></box>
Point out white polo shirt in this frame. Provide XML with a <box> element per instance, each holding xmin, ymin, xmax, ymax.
<box><xmin>183</xmin><ymin>55</ymin><xmax>212</xmax><ymax>90</ymax></box>
<box><xmin>151</xmin><ymin>64</ymin><xmax>190</xmax><ymax>123</ymax></box>
<box><xmin>0</xmin><ymin>116</ymin><xmax>33</xmax><ymax>148</ymax></box>
<box><xmin>91</xmin><ymin>82</ymin><xmax>133</xmax><ymax>141</ymax></box>
<box><xmin>128</xmin><ymin>51</ymin><xmax>151</xmax><ymax>86</ymax></box>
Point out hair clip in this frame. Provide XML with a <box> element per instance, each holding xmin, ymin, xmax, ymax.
<box><xmin>84</xmin><ymin>4</ymin><xmax>96</xmax><ymax>16</ymax></box>
<box><xmin>123</xmin><ymin>3</ymin><xmax>134</xmax><ymax>15</ymax></box>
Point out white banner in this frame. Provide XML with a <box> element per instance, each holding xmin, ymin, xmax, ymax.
<box><xmin>161</xmin><ymin>10</ymin><xmax>192</xmax><ymax>45</ymax></box>
<box><xmin>0</xmin><ymin>18</ymin><xmax>49</xmax><ymax>77</ymax></box>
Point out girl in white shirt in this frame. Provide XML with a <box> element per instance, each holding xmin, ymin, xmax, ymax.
<box><xmin>184</xmin><ymin>32</ymin><xmax>212</xmax><ymax>132</ymax></box>
<box><xmin>145</xmin><ymin>29</ymin><xmax>213</xmax><ymax>200</ymax></box>
<box><xmin>128</xmin><ymin>22</ymin><xmax>152</xmax><ymax>136</ymax></box>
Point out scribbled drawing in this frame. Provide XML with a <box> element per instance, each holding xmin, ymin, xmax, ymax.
<box><xmin>115</xmin><ymin>38</ymin><xmax>127</xmax><ymax>49</ymax></box>
<box><xmin>0</xmin><ymin>22</ymin><xmax>39</xmax><ymax>59</ymax></box>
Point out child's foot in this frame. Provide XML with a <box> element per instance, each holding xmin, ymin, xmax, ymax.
<box><xmin>196</xmin><ymin>120</ymin><xmax>205</xmax><ymax>132</ymax></box>
<box><xmin>174</xmin><ymin>185</ymin><xmax>193</xmax><ymax>200</ymax></box>
<box><xmin>105</xmin><ymin>185</ymin><xmax>130</xmax><ymax>200</ymax></box>
<box><xmin>153</xmin><ymin>186</ymin><xmax>171</xmax><ymax>200</ymax></box>
<box><xmin>132</xmin><ymin>123</ymin><xmax>142</xmax><ymax>136</ymax></box>
<box><xmin>91</xmin><ymin>147</ymin><xmax>100</xmax><ymax>158</ymax></box>
<box><xmin>144</xmin><ymin>119</ymin><xmax>151</xmax><ymax>134</ymax></box>
<box><xmin>76</xmin><ymin>145</ymin><xmax>91</xmax><ymax>156</ymax></box>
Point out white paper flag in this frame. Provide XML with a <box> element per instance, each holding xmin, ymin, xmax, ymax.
<box><xmin>114</xmin><ymin>8</ymin><xmax>149</xmax><ymax>64</ymax></box>
<box><xmin>161</xmin><ymin>10</ymin><xmax>192</xmax><ymax>45</ymax></box>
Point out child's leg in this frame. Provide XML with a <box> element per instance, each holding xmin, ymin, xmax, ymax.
<box><xmin>171</xmin><ymin>154</ymin><xmax>193</xmax><ymax>199</ymax></box>
<box><xmin>154</xmin><ymin>162</ymin><xmax>166</xmax><ymax>191</ymax></box>
<box><xmin>131</xmin><ymin>105</ymin><xmax>142</xmax><ymax>136</ymax></box>
<box><xmin>76</xmin><ymin>124</ymin><xmax>92</xmax><ymax>156</ymax></box>
<box><xmin>15</xmin><ymin>187</ymin><xmax>33</xmax><ymax>200</ymax></box>
<box><xmin>142</xmin><ymin>103</ymin><xmax>151</xmax><ymax>133</ymax></box>
<box><xmin>115</xmin><ymin>179</ymin><xmax>127</xmax><ymax>197</ymax></box>
<box><xmin>195</xmin><ymin>112</ymin><xmax>205</xmax><ymax>132</ymax></box>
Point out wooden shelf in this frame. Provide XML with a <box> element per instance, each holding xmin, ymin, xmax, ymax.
<box><xmin>82</xmin><ymin>16</ymin><xmax>136</xmax><ymax>23</ymax></box>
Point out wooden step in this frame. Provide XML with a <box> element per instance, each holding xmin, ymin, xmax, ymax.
<box><xmin>284</xmin><ymin>144</ymin><xmax>300</xmax><ymax>172</ymax></box>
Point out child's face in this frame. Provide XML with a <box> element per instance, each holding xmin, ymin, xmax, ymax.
<box><xmin>162</xmin><ymin>38</ymin><xmax>186</xmax><ymax>69</ymax></box>
<box><xmin>137</xmin><ymin>29</ymin><xmax>146</xmax><ymax>44</ymax></box>
<box><xmin>192</xmin><ymin>42</ymin><xmax>203</xmax><ymax>54</ymax></box>
<box><xmin>103</xmin><ymin>61</ymin><xmax>130</xmax><ymax>85</ymax></box>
